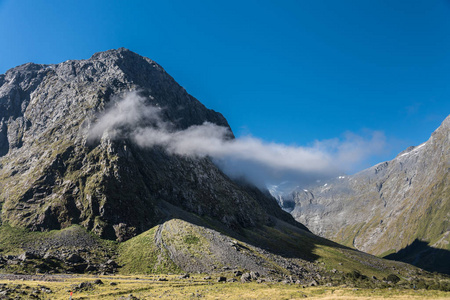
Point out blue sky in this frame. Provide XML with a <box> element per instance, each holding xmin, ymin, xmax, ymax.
<box><xmin>1</xmin><ymin>0</ymin><xmax>449</xmax><ymax>173</ymax></box>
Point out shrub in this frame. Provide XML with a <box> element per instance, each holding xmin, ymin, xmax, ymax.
<box><xmin>183</xmin><ymin>234</ymin><xmax>200</xmax><ymax>245</ymax></box>
<box><xmin>386</xmin><ymin>274</ymin><xmax>400</xmax><ymax>284</ymax></box>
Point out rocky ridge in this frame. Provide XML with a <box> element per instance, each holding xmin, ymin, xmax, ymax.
<box><xmin>281</xmin><ymin>116</ymin><xmax>450</xmax><ymax>273</ymax></box>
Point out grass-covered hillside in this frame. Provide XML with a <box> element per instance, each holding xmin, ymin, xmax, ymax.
<box><xmin>0</xmin><ymin>202</ymin><xmax>448</xmax><ymax>292</ymax></box>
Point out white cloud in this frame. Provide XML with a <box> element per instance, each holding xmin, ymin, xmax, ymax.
<box><xmin>90</xmin><ymin>92</ymin><xmax>387</xmax><ymax>187</ymax></box>
<box><xmin>312</xmin><ymin>130</ymin><xmax>387</xmax><ymax>172</ymax></box>
<box><xmin>89</xmin><ymin>92</ymin><xmax>164</xmax><ymax>140</ymax></box>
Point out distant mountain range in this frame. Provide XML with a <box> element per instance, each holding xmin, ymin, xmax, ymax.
<box><xmin>276</xmin><ymin>115</ymin><xmax>449</xmax><ymax>274</ymax></box>
<box><xmin>0</xmin><ymin>49</ymin><xmax>446</xmax><ymax>287</ymax></box>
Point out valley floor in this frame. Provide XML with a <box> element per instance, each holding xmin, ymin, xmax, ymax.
<box><xmin>0</xmin><ymin>274</ymin><xmax>448</xmax><ymax>299</ymax></box>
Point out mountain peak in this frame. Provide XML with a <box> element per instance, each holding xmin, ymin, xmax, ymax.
<box><xmin>89</xmin><ymin>48</ymin><xmax>160</xmax><ymax>69</ymax></box>
<box><xmin>0</xmin><ymin>49</ymin><xmax>284</xmax><ymax>241</ymax></box>
<box><xmin>436</xmin><ymin>114</ymin><xmax>450</xmax><ymax>132</ymax></box>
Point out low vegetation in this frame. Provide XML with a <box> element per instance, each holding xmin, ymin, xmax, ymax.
<box><xmin>0</xmin><ymin>274</ymin><xmax>449</xmax><ymax>299</ymax></box>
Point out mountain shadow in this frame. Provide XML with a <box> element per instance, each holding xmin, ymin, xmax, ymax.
<box><xmin>385</xmin><ymin>239</ymin><xmax>450</xmax><ymax>275</ymax></box>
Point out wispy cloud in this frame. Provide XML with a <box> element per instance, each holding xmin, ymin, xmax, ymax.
<box><xmin>90</xmin><ymin>92</ymin><xmax>387</xmax><ymax>187</ymax></box>
<box><xmin>89</xmin><ymin>92</ymin><xmax>165</xmax><ymax>140</ymax></box>
<box><xmin>312</xmin><ymin>130</ymin><xmax>387</xmax><ymax>172</ymax></box>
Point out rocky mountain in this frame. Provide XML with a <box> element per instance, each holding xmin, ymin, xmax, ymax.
<box><xmin>282</xmin><ymin>116</ymin><xmax>450</xmax><ymax>274</ymax></box>
<box><xmin>0</xmin><ymin>48</ymin><xmax>296</xmax><ymax>240</ymax></box>
<box><xmin>0</xmin><ymin>49</ymin><xmax>445</xmax><ymax>287</ymax></box>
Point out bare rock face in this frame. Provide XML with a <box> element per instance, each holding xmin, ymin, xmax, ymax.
<box><xmin>0</xmin><ymin>48</ymin><xmax>297</xmax><ymax>241</ymax></box>
<box><xmin>283</xmin><ymin>116</ymin><xmax>449</xmax><ymax>271</ymax></box>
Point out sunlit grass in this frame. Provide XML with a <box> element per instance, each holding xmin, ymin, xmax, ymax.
<box><xmin>0</xmin><ymin>274</ymin><xmax>448</xmax><ymax>299</ymax></box>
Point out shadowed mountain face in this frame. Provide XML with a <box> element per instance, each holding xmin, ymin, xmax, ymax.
<box><xmin>385</xmin><ymin>239</ymin><xmax>450</xmax><ymax>275</ymax></box>
<box><xmin>0</xmin><ymin>48</ymin><xmax>300</xmax><ymax>241</ymax></box>
<box><xmin>280</xmin><ymin>115</ymin><xmax>449</xmax><ymax>272</ymax></box>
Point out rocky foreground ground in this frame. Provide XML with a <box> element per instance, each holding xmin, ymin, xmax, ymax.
<box><xmin>0</xmin><ymin>273</ymin><xmax>449</xmax><ymax>299</ymax></box>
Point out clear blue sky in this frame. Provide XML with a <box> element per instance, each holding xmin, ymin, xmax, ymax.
<box><xmin>1</xmin><ymin>0</ymin><xmax>449</xmax><ymax>171</ymax></box>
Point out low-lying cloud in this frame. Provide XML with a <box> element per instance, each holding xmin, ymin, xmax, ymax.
<box><xmin>90</xmin><ymin>92</ymin><xmax>387</xmax><ymax>187</ymax></box>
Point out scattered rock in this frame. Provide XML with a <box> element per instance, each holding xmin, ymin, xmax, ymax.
<box><xmin>386</xmin><ymin>274</ymin><xmax>400</xmax><ymax>284</ymax></box>
<box><xmin>105</xmin><ymin>259</ymin><xmax>118</xmax><ymax>268</ymax></box>
<box><xmin>70</xmin><ymin>263</ymin><xmax>88</xmax><ymax>273</ymax></box>
<box><xmin>250</xmin><ymin>271</ymin><xmax>260</xmax><ymax>280</ymax></box>
<box><xmin>43</xmin><ymin>253</ymin><xmax>56</xmax><ymax>261</ymax></box>
<box><xmin>18</xmin><ymin>252</ymin><xmax>37</xmax><ymax>261</ymax></box>
<box><xmin>74</xmin><ymin>281</ymin><xmax>93</xmax><ymax>291</ymax></box>
<box><xmin>6</xmin><ymin>259</ymin><xmax>19</xmax><ymax>265</ymax></box>
<box><xmin>308</xmin><ymin>280</ymin><xmax>318</xmax><ymax>287</ymax></box>
<box><xmin>217</xmin><ymin>276</ymin><xmax>227</xmax><ymax>282</ymax></box>
<box><xmin>118</xmin><ymin>294</ymin><xmax>140</xmax><ymax>300</ymax></box>
<box><xmin>241</xmin><ymin>273</ymin><xmax>252</xmax><ymax>283</ymax></box>
<box><xmin>85</xmin><ymin>265</ymin><xmax>97</xmax><ymax>272</ymax></box>
<box><xmin>65</xmin><ymin>253</ymin><xmax>84</xmax><ymax>264</ymax></box>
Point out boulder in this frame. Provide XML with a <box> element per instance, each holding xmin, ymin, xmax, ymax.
<box><xmin>240</xmin><ymin>273</ymin><xmax>252</xmax><ymax>283</ymax></box>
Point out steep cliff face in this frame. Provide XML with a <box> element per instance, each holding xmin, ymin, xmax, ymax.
<box><xmin>285</xmin><ymin>116</ymin><xmax>449</xmax><ymax>272</ymax></box>
<box><xmin>0</xmin><ymin>48</ymin><xmax>297</xmax><ymax>241</ymax></box>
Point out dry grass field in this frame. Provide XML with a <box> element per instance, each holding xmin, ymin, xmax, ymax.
<box><xmin>0</xmin><ymin>274</ymin><xmax>448</xmax><ymax>299</ymax></box>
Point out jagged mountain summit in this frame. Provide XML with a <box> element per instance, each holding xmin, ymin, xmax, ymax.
<box><xmin>0</xmin><ymin>49</ymin><xmax>443</xmax><ymax>285</ymax></box>
<box><xmin>280</xmin><ymin>115</ymin><xmax>450</xmax><ymax>274</ymax></box>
